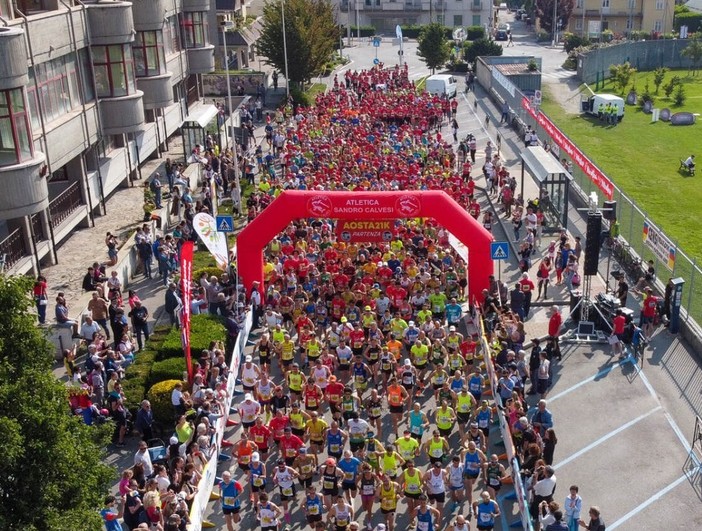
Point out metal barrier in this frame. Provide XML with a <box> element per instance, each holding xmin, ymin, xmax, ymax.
<box><xmin>188</xmin><ymin>309</ymin><xmax>253</xmax><ymax>531</ymax></box>
<box><xmin>479</xmin><ymin>313</ymin><xmax>534</xmax><ymax>531</ymax></box>
<box><xmin>0</xmin><ymin>229</ymin><xmax>26</xmax><ymax>271</ymax></box>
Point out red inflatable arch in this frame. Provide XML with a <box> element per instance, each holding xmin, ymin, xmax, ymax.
<box><xmin>237</xmin><ymin>190</ymin><xmax>493</xmax><ymax>298</ymax></box>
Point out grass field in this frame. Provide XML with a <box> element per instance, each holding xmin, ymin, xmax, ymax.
<box><xmin>541</xmin><ymin>69</ymin><xmax>702</xmax><ymax>260</ymax></box>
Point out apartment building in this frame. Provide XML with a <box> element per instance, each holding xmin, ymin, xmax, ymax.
<box><xmin>338</xmin><ymin>0</ymin><xmax>494</xmax><ymax>33</ymax></box>
<box><xmin>568</xmin><ymin>0</ymin><xmax>674</xmax><ymax>37</ymax></box>
<box><xmin>0</xmin><ymin>0</ymin><xmax>239</xmax><ymax>276</ymax></box>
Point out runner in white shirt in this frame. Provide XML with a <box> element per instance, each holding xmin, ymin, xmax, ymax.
<box><xmin>239</xmin><ymin>393</ymin><xmax>261</xmax><ymax>431</ymax></box>
<box><xmin>241</xmin><ymin>356</ymin><xmax>262</xmax><ymax>392</ymax></box>
<box><xmin>423</xmin><ymin>462</ymin><xmax>448</xmax><ymax>513</ymax></box>
<box><xmin>446</xmin><ymin>455</ymin><xmax>465</xmax><ymax>506</ymax></box>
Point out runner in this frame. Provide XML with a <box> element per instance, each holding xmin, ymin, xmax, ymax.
<box><xmin>412</xmin><ymin>494</ymin><xmax>441</xmax><ymax>531</ymax></box>
<box><xmin>446</xmin><ymin>455</ymin><xmax>466</xmax><ymax>509</ymax></box>
<box><xmin>272</xmin><ymin>459</ymin><xmax>299</xmax><ymax>524</ymax></box>
<box><xmin>338</xmin><ymin>450</ymin><xmax>363</xmax><ymax>504</ymax></box>
<box><xmin>357</xmin><ymin>464</ymin><xmax>380</xmax><ymax>528</ymax></box>
<box><xmin>387</xmin><ymin>377</ymin><xmax>409</xmax><ymax>436</ymax></box>
<box><xmin>294</xmin><ymin>447</ymin><xmax>319</xmax><ymax>489</ymax></box>
<box><xmin>462</xmin><ymin>440</ymin><xmax>487</xmax><ymax>506</ymax></box>
<box><xmin>320</xmin><ymin>457</ymin><xmax>344</xmax><ymax>509</ymax></box>
<box><xmin>378</xmin><ymin>474</ymin><xmax>401</xmax><ymax>531</ymax></box>
<box><xmin>327</xmin><ymin>496</ymin><xmax>354</xmax><ymax>531</ymax></box>
<box><xmin>303</xmin><ymin>485</ymin><xmax>325</xmax><ymax>530</ymax></box>
<box><xmin>423</xmin><ymin>461</ymin><xmax>449</xmax><ymax>515</ymax></box>
<box><xmin>257</xmin><ymin>492</ymin><xmax>283</xmax><ymax>531</ymax></box>
<box><xmin>219</xmin><ymin>470</ymin><xmax>243</xmax><ymax>530</ymax></box>
<box><xmin>402</xmin><ymin>461</ymin><xmax>424</xmax><ymax>514</ymax></box>
<box><xmin>422</xmin><ymin>430</ymin><xmax>450</xmax><ymax>465</ymax></box>
<box><xmin>247</xmin><ymin>452</ymin><xmax>267</xmax><ymax>505</ymax></box>
<box><xmin>472</xmin><ymin>491</ymin><xmax>501</xmax><ymax>531</ymax></box>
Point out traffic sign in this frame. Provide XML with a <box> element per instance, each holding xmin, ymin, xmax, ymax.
<box><xmin>490</xmin><ymin>241</ymin><xmax>509</xmax><ymax>261</ymax></box>
<box><xmin>373</xmin><ymin>37</ymin><xmax>381</xmax><ymax>47</ymax></box>
<box><xmin>534</xmin><ymin>89</ymin><xmax>542</xmax><ymax>105</ymax></box>
<box><xmin>373</xmin><ymin>58</ymin><xmax>380</xmax><ymax>65</ymax></box>
<box><xmin>216</xmin><ymin>215</ymin><xmax>234</xmax><ymax>232</ymax></box>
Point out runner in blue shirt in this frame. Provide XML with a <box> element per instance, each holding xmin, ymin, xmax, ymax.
<box><xmin>338</xmin><ymin>450</ymin><xmax>362</xmax><ymax>504</ymax></box>
<box><xmin>219</xmin><ymin>470</ymin><xmax>244</xmax><ymax>529</ymax></box>
<box><xmin>472</xmin><ymin>491</ymin><xmax>500</xmax><ymax>530</ymax></box>
<box><xmin>446</xmin><ymin>299</ymin><xmax>463</xmax><ymax>325</ymax></box>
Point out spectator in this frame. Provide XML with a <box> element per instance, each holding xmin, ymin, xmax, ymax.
<box><xmin>55</xmin><ymin>292</ymin><xmax>79</xmax><ymax>337</ymax></box>
<box><xmin>129</xmin><ymin>300</ymin><xmax>150</xmax><ymax>351</ymax></box>
<box><xmin>136</xmin><ymin>400</ymin><xmax>154</xmax><ymax>441</ymax></box>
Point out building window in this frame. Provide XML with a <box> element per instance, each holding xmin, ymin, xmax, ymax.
<box><xmin>0</xmin><ymin>88</ymin><xmax>33</xmax><ymax>166</ymax></box>
<box><xmin>164</xmin><ymin>15</ymin><xmax>182</xmax><ymax>56</ymax></box>
<box><xmin>454</xmin><ymin>15</ymin><xmax>463</xmax><ymax>26</ymax></box>
<box><xmin>472</xmin><ymin>15</ymin><xmax>481</xmax><ymax>26</ymax></box>
<box><xmin>575</xmin><ymin>19</ymin><xmax>583</xmax><ymax>30</ymax></box>
<box><xmin>92</xmin><ymin>44</ymin><xmax>137</xmax><ymax>98</ymax></box>
<box><xmin>181</xmin><ymin>12</ymin><xmax>208</xmax><ymax>49</ymax></box>
<box><xmin>654</xmin><ymin>19</ymin><xmax>662</xmax><ymax>32</ymax></box>
<box><xmin>576</xmin><ymin>0</ymin><xmax>583</xmax><ymax>8</ymax></box>
<box><xmin>133</xmin><ymin>31</ymin><xmax>166</xmax><ymax>77</ymax></box>
<box><xmin>628</xmin><ymin>0</ymin><xmax>636</xmax><ymax>8</ymax></box>
<box><xmin>602</xmin><ymin>0</ymin><xmax>609</xmax><ymax>7</ymax></box>
<box><xmin>26</xmin><ymin>55</ymin><xmax>83</xmax><ymax>129</ymax></box>
<box><xmin>80</xmin><ymin>49</ymin><xmax>95</xmax><ymax>103</ymax></box>
<box><xmin>655</xmin><ymin>0</ymin><xmax>663</xmax><ymax>10</ymax></box>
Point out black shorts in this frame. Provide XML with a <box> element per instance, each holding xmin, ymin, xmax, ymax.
<box><xmin>342</xmin><ymin>481</ymin><xmax>357</xmax><ymax>491</ymax></box>
<box><xmin>284</xmin><ymin>457</ymin><xmax>296</xmax><ymax>467</ymax></box>
<box><xmin>306</xmin><ymin>404</ymin><xmax>319</xmax><ymax>412</ymax></box>
<box><xmin>428</xmin><ymin>492</ymin><xmax>445</xmax><ymax>503</ymax></box>
<box><xmin>390</xmin><ymin>405</ymin><xmax>404</xmax><ymax>414</ymax></box>
<box><xmin>330</xmin><ymin>403</ymin><xmax>341</xmax><ymax>415</ymax></box>
<box><xmin>432</xmin><ymin>383</ymin><xmax>443</xmax><ymax>391</ymax></box>
<box><xmin>402</xmin><ymin>383</ymin><xmax>414</xmax><ymax>392</ymax></box>
<box><xmin>414</xmin><ymin>363</ymin><xmax>428</xmax><ymax>371</ymax></box>
<box><xmin>536</xmin><ymin>378</ymin><xmax>549</xmax><ymax>394</ymax></box>
<box><xmin>243</xmin><ymin>421</ymin><xmax>255</xmax><ymax>430</ymax></box>
<box><xmin>367</xmin><ymin>358</ymin><xmax>378</xmax><ymax>365</ymax></box>
<box><xmin>282</xmin><ymin>313</ymin><xmax>293</xmax><ymax>323</ymax></box>
<box><xmin>279</xmin><ymin>485</ymin><xmax>296</xmax><ymax>500</ymax></box>
<box><xmin>338</xmin><ymin>363</ymin><xmax>350</xmax><ymax>372</ymax></box>
<box><xmin>299</xmin><ymin>477</ymin><xmax>313</xmax><ymax>488</ymax></box>
<box><xmin>489</xmin><ymin>481</ymin><xmax>502</xmax><ymax>492</ymax></box>
<box><xmin>350</xmin><ymin>440</ymin><xmax>365</xmax><ymax>453</ymax></box>
<box><xmin>307</xmin><ymin>515</ymin><xmax>323</xmax><ymax>524</ymax></box>
<box><xmin>429</xmin><ymin>456</ymin><xmax>444</xmax><ymax>465</ymax></box>
<box><xmin>381</xmin><ymin>508</ymin><xmax>396</xmax><ymax>515</ymax></box>
<box><xmin>404</xmin><ymin>491</ymin><xmax>421</xmax><ymax>499</ymax></box>
<box><xmin>292</xmin><ymin>428</ymin><xmax>305</xmax><ymax>438</ymax></box>
<box><xmin>223</xmin><ymin>506</ymin><xmax>241</xmax><ymax>515</ymax></box>
<box><xmin>281</xmin><ymin>358</ymin><xmax>293</xmax><ymax>367</ymax></box>
<box><xmin>457</xmin><ymin>413</ymin><xmax>471</xmax><ymax>424</ymax></box>
<box><xmin>251</xmin><ymin>482</ymin><xmax>266</xmax><ymax>492</ymax></box>
<box><xmin>328</xmin><ymin>451</ymin><xmax>342</xmax><ymax>462</ymax></box>
<box><xmin>439</xmin><ymin>427</ymin><xmax>452</xmax><ymax>438</ymax></box>
<box><xmin>243</xmin><ymin>385</ymin><xmax>255</xmax><ymax>392</ymax></box>
<box><xmin>322</xmin><ymin>486</ymin><xmax>339</xmax><ymax>497</ymax></box>
<box><xmin>238</xmin><ymin>462</ymin><xmax>250</xmax><ymax>471</ymax></box>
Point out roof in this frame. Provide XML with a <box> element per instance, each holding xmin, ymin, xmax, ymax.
<box><xmin>521</xmin><ymin>146</ymin><xmax>571</xmax><ymax>184</ymax></box>
<box><xmin>182</xmin><ymin>103</ymin><xmax>219</xmax><ymax>129</ymax></box>
<box><xmin>427</xmin><ymin>74</ymin><xmax>454</xmax><ymax>81</ymax></box>
<box><xmin>495</xmin><ymin>63</ymin><xmax>539</xmax><ymax>76</ymax></box>
<box><xmin>685</xmin><ymin>0</ymin><xmax>702</xmax><ymax>14</ymax></box>
<box><xmin>222</xmin><ymin>19</ymin><xmax>262</xmax><ymax>47</ymax></box>
<box><xmin>592</xmin><ymin>94</ymin><xmax>624</xmax><ymax>103</ymax></box>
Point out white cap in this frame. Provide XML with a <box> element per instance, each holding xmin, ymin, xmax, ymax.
<box><xmin>449</xmin><ymin>326</ymin><xmax>456</xmax><ymax>332</ymax></box>
<box><xmin>244</xmin><ymin>393</ymin><xmax>253</xmax><ymax>401</ymax></box>
<box><xmin>245</xmin><ymin>355</ymin><xmax>252</xmax><ymax>362</ymax></box>
<box><xmin>252</xmin><ymin>452</ymin><xmax>260</xmax><ymax>462</ymax></box>
<box><xmin>170</xmin><ymin>436</ymin><xmax>179</xmax><ymax>445</ymax></box>
<box><xmin>404</xmin><ymin>359</ymin><xmax>412</xmax><ymax>366</ymax></box>
<box><xmin>408</xmin><ymin>321</ymin><xmax>415</xmax><ymax>326</ymax></box>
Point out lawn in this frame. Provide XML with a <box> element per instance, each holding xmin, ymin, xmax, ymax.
<box><xmin>541</xmin><ymin>69</ymin><xmax>702</xmax><ymax>261</ymax></box>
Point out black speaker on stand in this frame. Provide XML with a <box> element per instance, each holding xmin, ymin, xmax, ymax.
<box><xmin>602</xmin><ymin>200</ymin><xmax>617</xmax><ymax>221</ymax></box>
<box><xmin>584</xmin><ymin>213</ymin><xmax>602</xmax><ymax>276</ymax></box>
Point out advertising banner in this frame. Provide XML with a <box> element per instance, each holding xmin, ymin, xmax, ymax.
<box><xmin>179</xmin><ymin>241</ymin><xmax>194</xmax><ymax>383</ymax></box>
<box><xmin>335</xmin><ymin>219</ymin><xmax>397</xmax><ymax>242</ymax></box>
<box><xmin>193</xmin><ymin>213</ymin><xmax>229</xmax><ymax>270</ymax></box>
<box><xmin>643</xmin><ymin>220</ymin><xmax>676</xmax><ymax>271</ymax></box>
<box><xmin>522</xmin><ymin>97</ymin><xmax>614</xmax><ymax>199</ymax></box>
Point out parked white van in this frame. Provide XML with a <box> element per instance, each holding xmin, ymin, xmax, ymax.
<box><xmin>425</xmin><ymin>74</ymin><xmax>458</xmax><ymax>98</ymax></box>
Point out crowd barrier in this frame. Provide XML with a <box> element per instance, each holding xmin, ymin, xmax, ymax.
<box><xmin>479</xmin><ymin>315</ymin><xmax>534</xmax><ymax>531</ymax></box>
<box><xmin>188</xmin><ymin>310</ymin><xmax>253</xmax><ymax>530</ymax></box>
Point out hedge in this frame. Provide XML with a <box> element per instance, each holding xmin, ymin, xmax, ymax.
<box><xmin>158</xmin><ymin>313</ymin><xmax>226</xmax><ymax>360</ymax></box>
<box><xmin>147</xmin><ymin>380</ymin><xmax>183</xmax><ymax>424</ymax></box>
<box><xmin>399</xmin><ymin>24</ymin><xmax>452</xmax><ymax>40</ymax></box>
<box><xmin>674</xmin><ymin>12</ymin><xmax>702</xmax><ymax>32</ymax></box>
<box><xmin>149</xmin><ymin>357</ymin><xmax>188</xmax><ymax>387</ymax></box>
<box><xmin>122</xmin><ymin>377</ymin><xmax>147</xmax><ymax>412</ymax></box>
<box><xmin>193</xmin><ymin>266</ymin><xmax>224</xmax><ymax>284</ymax></box>
<box><xmin>466</xmin><ymin>25</ymin><xmax>486</xmax><ymax>40</ymax></box>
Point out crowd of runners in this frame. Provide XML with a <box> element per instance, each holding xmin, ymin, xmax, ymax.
<box><xmin>108</xmin><ymin>65</ymin><xmax>607</xmax><ymax>531</ymax></box>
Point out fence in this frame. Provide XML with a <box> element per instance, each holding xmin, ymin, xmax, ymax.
<box><xmin>188</xmin><ymin>309</ymin><xmax>253</xmax><ymax>531</ymax></box>
<box><xmin>479</xmin><ymin>313</ymin><xmax>533</xmax><ymax>531</ymax></box>
<box><xmin>49</xmin><ymin>182</ymin><xmax>83</xmax><ymax>229</ymax></box>
<box><xmin>477</xmin><ymin>60</ymin><xmax>702</xmax><ymax>337</ymax></box>
<box><xmin>0</xmin><ymin>229</ymin><xmax>26</xmax><ymax>271</ymax></box>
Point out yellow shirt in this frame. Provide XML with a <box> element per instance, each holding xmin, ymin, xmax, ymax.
<box><xmin>306</xmin><ymin>418</ymin><xmax>328</xmax><ymax>441</ymax></box>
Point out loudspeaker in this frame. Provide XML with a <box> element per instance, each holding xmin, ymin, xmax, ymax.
<box><xmin>569</xmin><ymin>290</ymin><xmax>582</xmax><ymax>322</ymax></box>
<box><xmin>602</xmin><ymin>200</ymin><xmax>617</xmax><ymax>221</ymax></box>
<box><xmin>584</xmin><ymin>213</ymin><xmax>602</xmax><ymax>276</ymax></box>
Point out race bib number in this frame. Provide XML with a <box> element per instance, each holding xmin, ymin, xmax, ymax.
<box><xmin>411</xmin><ymin>426</ymin><xmax>421</xmax><ymax>435</ymax></box>
<box><xmin>286</xmin><ymin>448</ymin><xmax>297</xmax><ymax>457</ymax></box>
<box><xmin>262</xmin><ymin>516</ymin><xmax>273</xmax><ymax>525</ymax></box>
<box><xmin>324</xmin><ymin>480</ymin><xmax>335</xmax><ymax>490</ymax></box>
<box><xmin>330</xmin><ymin>444</ymin><xmax>340</xmax><ymax>453</ymax></box>
<box><xmin>407</xmin><ymin>483</ymin><xmax>420</xmax><ymax>494</ymax></box>
<box><xmin>224</xmin><ymin>496</ymin><xmax>236</xmax><ymax>507</ymax></box>
<box><xmin>343</xmin><ymin>403</ymin><xmax>353</xmax><ymax>411</ymax></box>
<box><xmin>253</xmin><ymin>477</ymin><xmax>264</xmax><ymax>487</ymax></box>
<box><xmin>371</xmin><ymin>407</ymin><xmax>382</xmax><ymax>417</ymax></box>
<box><xmin>282</xmin><ymin>486</ymin><xmax>293</xmax><ymax>496</ymax></box>
<box><xmin>343</xmin><ymin>471</ymin><xmax>354</xmax><ymax>481</ymax></box>
<box><xmin>381</xmin><ymin>498</ymin><xmax>394</xmax><ymax>510</ymax></box>
<box><xmin>255</xmin><ymin>434</ymin><xmax>264</xmax><ymax>443</ymax></box>
<box><xmin>431</xmin><ymin>448</ymin><xmax>443</xmax><ymax>458</ymax></box>
<box><xmin>239</xmin><ymin>455</ymin><xmax>251</xmax><ymax>464</ymax></box>
<box><xmin>307</xmin><ymin>398</ymin><xmax>317</xmax><ymax>407</ymax></box>
<box><xmin>302</xmin><ymin>464</ymin><xmax>313</xmax><ymax>474</ymax></box>
<box><xmin>479</xmin><ymin>419</ymin><xmax>488</xmax><ymax>428</ymax></box>
<box><xmin>480</xmin><ymin>512</ymin><xmax>491</xmax><ymax>523</ymax></box>
<box><xmin>418</xmin><ymin>521</ymin><xmax>429</xmax><ymax>531</ymax></box>
<box><xmin>308</xmin><ymin>505</ymin><xmax>319</xmax><ymax>515</ymax></box>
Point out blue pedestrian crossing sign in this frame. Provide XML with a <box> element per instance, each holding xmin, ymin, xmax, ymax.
<box><xmin>373</xmin><ymin>37</ymin><xmax>381</xmax><ymax>47</ymax></box>
<box><xmin>490</xmin><ymin>241</ymin><xmax>509</xmax><ymax>261</ymax></box>
<box><xmin>216</xmin><ymin>215</ymin><xmax>234</xmax><ymax>232</ymax></box>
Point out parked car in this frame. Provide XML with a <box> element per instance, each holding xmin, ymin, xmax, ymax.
<box><xmin>495</xmin><ymin>29</ymin><xmax>509</xmax><ymax>41</ymax></box>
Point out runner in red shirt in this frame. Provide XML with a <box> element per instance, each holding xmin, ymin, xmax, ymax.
<box><xmin>249</xmin><ymin>417</ymin><xmax>273</xmax><ymax>459</ymax></box>
<box><xmin>269</xmin><ymin>410</ymin><xmax>290</xmax><ymax>445</ymax></box>
<box><xmin>302</xmin><ymin>378</ymin><xmax>324</xmax><ymax>412</ymax></box>
<box><xmin>279</xmin><ymin>428</ymin><xmax>304</xmax><ymax>466</ymax></box>
<box><xmin>325</xmin><ymin>376</ymin><xmax>346</xmax><ymax>424</ymax></box>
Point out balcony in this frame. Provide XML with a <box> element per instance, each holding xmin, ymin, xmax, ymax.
<box><xmin>138</xmin><ymin>73</ymin><xmax>175</xmax><ymax>109</ymax></box>
<box><xmin>0</xmin><ymin>152</ymin><xmax>49</xmax><ymax>219</ymax></box>
<box><xmin>183</xmin><ymin>0</ymin><xmax>211</xmax><ymax>12</ymax></box>
<box><xmin>85</xmin><ymin>0</ymin><xmax>135</xmax><ymax>46</ymax></box>
<box><xmin>99</xmin><ymin>92</ymin><xmax>146</xmax><ymax>135</ymax></box>
<box><xmin>0</xmin><ymin>229</ymin><xmax>26</xmax><ymax>272</ymax></box>
<box><xmin>0</xmin><ymin>27</ymin><xmax>29</xmax><ymax>91</ymax></box>
<box><xmin>49</xmin><ymin>182</ymin><xmax>83</xmax><ymax>229</ymax></box>
<box><xmin>130</xmin><ymin>0</ymin><xmax>170</xmax><ymax>31</ymax></box>
<box><xmin>187</xmin><ymin>46</ymin><xmax>216</xmax><ymax>74</ymax></box>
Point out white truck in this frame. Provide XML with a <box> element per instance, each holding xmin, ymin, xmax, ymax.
<box><xmin>581</xmin><ymin>93</ymin><xmax>625</xmax><ymax>122</ymax></box>
<box><xmin>425</xmin><ymin>74</ymin><xmax>458</xmax><ymax>98</ymax></box>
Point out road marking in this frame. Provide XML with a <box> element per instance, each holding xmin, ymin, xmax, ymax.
<box><xmin>547</xmin><ymin>358</ymin><xmax>633</xmax><ymax>403</ymax></box>
<box><xmin>553</xmin><ymin>406</ymin><xmax>661</xmax><ymax>470</ymax></box>
<box><xmin>607</xmin><ymin>473</ymin><xmax>690</xmax><ymax>530</ymax></box>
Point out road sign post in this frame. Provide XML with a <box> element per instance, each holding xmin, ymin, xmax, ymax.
<box><xmin>490</xmin><ymin>241</ymin><xmax>510</xmax><ymax>283</ymax></box>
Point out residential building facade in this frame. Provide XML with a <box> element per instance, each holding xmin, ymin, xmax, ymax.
<box><xmin>0</xmin><ymin>0</ymin><xmax>217</xmax><ymax>276</ymax></box>
<box><xmin>568</xmin><ymin>0</ymin><xmax>675</xmax><ymax>37</ymax></box>
<box><xmin>338</xmin><ymin>0</ymin><xmax>494</xmax><ymax>33</ymax></box>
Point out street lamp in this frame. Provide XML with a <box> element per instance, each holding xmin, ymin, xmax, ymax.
<box><xmin>281</xmin><ymin>0</ymin><xmax>290</xmax><ymax>99</ymax></box>
<box><xmin>552</xmin><ymin>0</ymin><xmax>558</xmax><ymax>46</ymax></box>
<box><xmin>221</xmin><ymin>22</ymin><xmax>242</xmax><ymax>216</ymax></box>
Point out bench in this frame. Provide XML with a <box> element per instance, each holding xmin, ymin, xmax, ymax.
<box><xmin>680</xmin><ymin>159</ymin><xmax>696</xmax><ymax>176</ymax></box>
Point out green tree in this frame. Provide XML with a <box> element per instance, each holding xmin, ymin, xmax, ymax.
<box><xmin>608</xmin><ymin>62</ymin><xmax>637</xmax><ymax>94</ymax></box>
<box><xmin>681</xmin><ymin>38</ymin><xmax>702</xmax><ymax>76</ymax></box>
<box><xmin>257</xmin><ymin>0</ymin><xmax>338</xmax><ymax>88</ymax></box>
<box><xmin>652</xmin><ymin>67</ymin><xmax>668</xmax><ymax>94</ymax></box>
<box><xmin>463</xmin><ymin>38</ymin><xmax>503</xmax><ymax>68</ymax></box>
<box><xmin>417</xmin><ymin>22</ymin><xmax>451</xmax><ymax>74</ymax></box>
<box><xmin>0</xmin><ymin>275</ymin><xmax>115</xmax><ymax>530</ymax></box>
<box><xmin>535</xmin><ymin>0</ymin><xmax>576</xmax><ymax>34</ymax></box>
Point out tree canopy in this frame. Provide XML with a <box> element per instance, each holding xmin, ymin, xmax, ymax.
<box><xmin>417</xmin><ymin>23</ymin><xmax>451</xmax><ymax>74</ymax></box>
<box><xmin>257</xmin><ymin>0</ymin><xmax>339</xmax><ymax>87</ymax></box>
<box><xmin>0</xmin><ymin>275</ymin><xmax>115</xmax><ymax>530</ymax></box>
<box><xmin>536</xmin><ymin>0</ymin><xmax>575</xmax><ymax>34</ymax></box>
<box><xmin>682</xmin><ymin>38</ymin><xmax>702</xmax><ymax>75</ymax></box>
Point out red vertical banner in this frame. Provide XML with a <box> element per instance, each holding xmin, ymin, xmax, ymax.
<box><xmin>180</xmin><ymin>241</ymin><xmax>194</xmax><ymax>383</ymax></box>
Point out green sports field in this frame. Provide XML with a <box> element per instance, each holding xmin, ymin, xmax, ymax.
<box><xmin>541</xmin><ymin>69</ymin><xmax>702</xmax><ymax>261</ymax></box>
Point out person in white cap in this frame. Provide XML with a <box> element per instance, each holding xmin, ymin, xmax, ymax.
<box><xmin>241</xmin><ymin>354</ymin><xmax>262</xmax><ymax>393</ymax></box>
<box><xmin>238</xmin><ymin>393</ymin><xmax>261</xmax><ymax>433</ymax></box>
